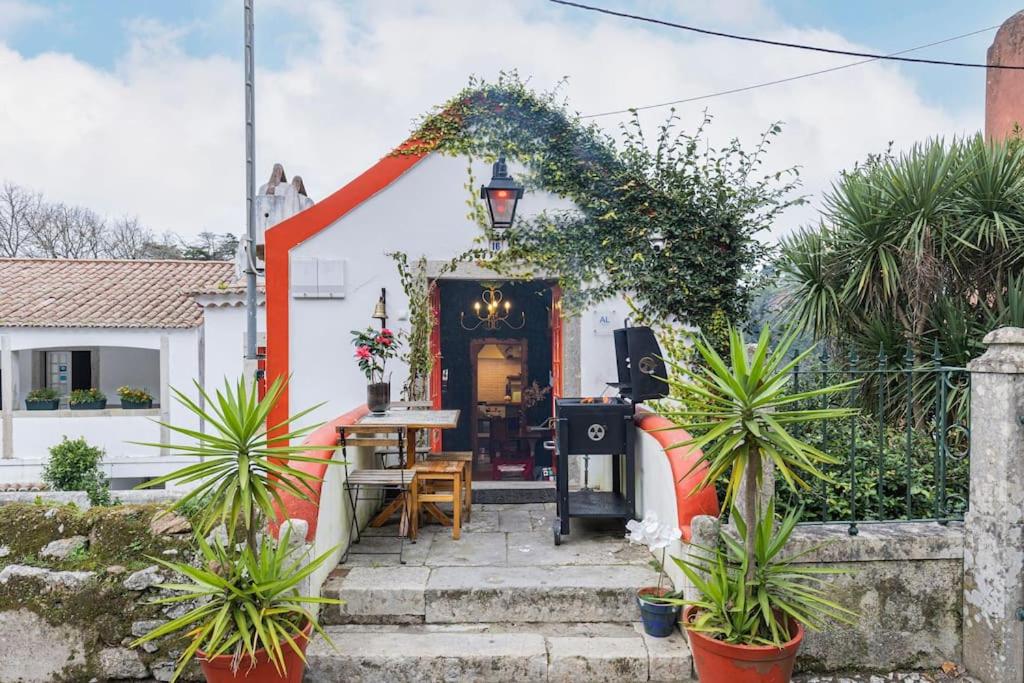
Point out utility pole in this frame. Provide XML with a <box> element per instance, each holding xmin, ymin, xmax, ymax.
<box><xmin>243</xmin><ymin>0</ymin><xmax>258</xmax><ymax>365</ymax></box>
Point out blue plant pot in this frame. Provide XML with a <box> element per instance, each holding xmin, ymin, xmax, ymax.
<box><xmin>638</xmin><ymin>588</ymin><xmax>681</xmax><ymax>638</ymax></box>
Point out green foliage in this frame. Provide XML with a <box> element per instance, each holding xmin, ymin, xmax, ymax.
<box><xmin>660</xmin><ymin>326</ymin><xmax>858</xmax><ymax>506</ymax></box>
<box><xmin>69</xmin><ymin>388</ymin><xmax>105</xmax><ymax>405</ymax></box>
<box><xmin>42</xmin><ymin>436</ymin><xmax>111</xmax><ymax>506</ymax></box>
<box><xmin>135</xmin><ymin>377</ymin><xmax>331</xmax><ymax>548</ymax></box>
<box><xmin>131</xmin><ymin>530</ymin><xmax>339</xmax><ymax>681</ymax></box>
<box><xmin>671</xmin><ymin>501</ymin><xmax>857</xmax><ymax>647</ymax></box>
<box><xmin>26</xmin><ymin>387</ymin><xmax>58</xmax><ymax>402</ymax></box>
<box><xmin>404</xmin><ymin>73</ymin><xmax>801</xmax><ymax>331</ymax></box>
<box><xmin>116</xmin><ymin>386</ymin><xmax>152</xmax><ymax>403</ymax></box>
<box><xmin>390</xmin><ymin>249</ymin><xmax>485</xmax><ymax>401</ymax></box>
<box><xmin>133</xmin><ymin>376</ymin><xmax>342</xmax><ymax>680</ymax></box>
<box><xmin>780</xmin><ymin>134</ymin><xmax>1024</xmax><ymax>364</ymax></box>
<box><xmin>779</xmin><ymin>414</ymin><xmax>969</xmax><ymax>522</ymax></box>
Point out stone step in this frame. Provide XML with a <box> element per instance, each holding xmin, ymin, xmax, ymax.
<box><xmin>304</xmin><ymin>622</ymin><xmax>694</xmax><ymax>682</ymax></box>
<box><xmin>322</xmin><ymin>564</ymin><xmax>660</xmax><ymax>625</ymax></box>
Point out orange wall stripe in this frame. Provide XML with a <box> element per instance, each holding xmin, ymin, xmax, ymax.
<box><xmin>264</xmin><ymin>150</ymin><xmax>428</xmax><ymax>440</ymax></box>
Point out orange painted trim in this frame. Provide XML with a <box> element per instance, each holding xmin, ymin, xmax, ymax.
<box><xmin>635</xmin><ymin>410</ymin><xmax>719</xmax><ymax>541</ymax></box>
<box><xmin>264</xmin><ymin>150</ymin><xmax>429</xmax><ymax>440</ymax></box>
<box><xmin>269</xmin><ymin>404</ymin><xmax>370</xmax><ymax>541</ymax></box>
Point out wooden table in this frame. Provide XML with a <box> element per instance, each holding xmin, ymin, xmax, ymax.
<box><xmin>358</xmin><ymin>409</ymin><xmax>460</xmax><ymax>530</ymax></box>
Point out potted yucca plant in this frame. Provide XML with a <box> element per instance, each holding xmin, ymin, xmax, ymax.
<box><xmin>661</xmin><ymin>325</ymin><xmax>859</xmax><ymax>683</ymax></box>
<box><xmin>131</xmin><ymin>377</ymin><xmax>341</xmax><ymax>682</ymax></box>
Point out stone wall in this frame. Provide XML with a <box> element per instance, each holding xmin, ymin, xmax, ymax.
<box><xmin>686</xmin><ymin>517</ymin><xmax>964</xmax><ymax>675</ymax></box>
<box><xmin>788</xmin><ymin>522</ymin><xmax>963</xmax><ymax>673</ymax></box>
<box><xmin>0</xmin><ymin>501</ymin><xmax>202</xmax><ymax>682</ymax></box>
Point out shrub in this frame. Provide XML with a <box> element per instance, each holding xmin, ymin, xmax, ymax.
<box><xmin>42</xmin><ymin>437</ymin><xmax>111</xmax><ymax>506</ymax></box>
<box><xmin>116</xmin><ymin>386</ymin><xmax>152</xmax><ymax>403</ymax></box>
<box><xmin>26</xmin><ymin>387</ymin><xmax>59</xmax><ymax>401</ymax></box>
<box><xmin>69</xmin><ymin>388</ymin><xmax>105</xmax><ymax>405</ymax></box>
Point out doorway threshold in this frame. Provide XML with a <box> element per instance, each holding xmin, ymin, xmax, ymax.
<box><xmin>474</xmin><ymin>480</ymin><xmax>555</xmax><ymax>504</ymax></box>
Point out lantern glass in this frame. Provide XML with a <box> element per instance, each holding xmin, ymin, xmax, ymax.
<box><xmin>486</xmin><ymin>187</ymin><xmax>516</xmax><ymax>228</ymax></box>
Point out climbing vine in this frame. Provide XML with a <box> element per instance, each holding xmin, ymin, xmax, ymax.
<box><xmin>390</xmin><ymin>248</ymin><xmax>486</xmax><ymax>401</ymax></box>
<box><xmin>396</xmin><ymin>72</ymin><xmax>803</xmax><ymax>334</ymax></box>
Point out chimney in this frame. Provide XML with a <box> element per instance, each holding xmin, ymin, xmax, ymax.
<box><xmin>985</xmin><ymin>12</ymin><xmax>1024</xmax><ymax>141</ymax></box>
<box><xmin>253</xmin><ymin>163</ymin><xmax>314</xmax><ymax>262</ymax></box>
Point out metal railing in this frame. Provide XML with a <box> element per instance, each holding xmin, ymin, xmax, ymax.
<box><xmin>779</xmin><ymin>345</ymin><xmax>970</xmax><ymax>534</ymax></box>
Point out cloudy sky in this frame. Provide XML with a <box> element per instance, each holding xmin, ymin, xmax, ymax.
<box><xmin>0</xmin><ymin>0</ymin><xmax>1020</xmax><ymax>241</ymax></box>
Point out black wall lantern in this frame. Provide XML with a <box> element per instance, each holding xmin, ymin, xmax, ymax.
<box><xmin>480</xmin><ymin>156</ymin><xmax>525</xmax><ymax>236</ymax></box>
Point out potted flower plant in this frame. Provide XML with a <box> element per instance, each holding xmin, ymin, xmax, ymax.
<box><xmin>661</xmin><ymin>325</ymin><xmax>859</xmax><ymax>683</ymax></box>
<box><xmin>351</xmin><ymin>327</ymin><xmax>399</xmax><ymax>414</ymax></box>
<box><xmin>626</xmin><ymin>511</ymin><xmax>683</xmax><ymax>637</ymax></box>
<box><xmin>25</xmin><ymin>387</ymin><xmax>60</xmax><ymax>410</ymax></box>
<box><xmin>117</xmin><ymin>385</ymin><xmax>153</xmax><ymax>409</ymax></box>
<box><xmin>69</xmin><ymin>388</ymin><xmax>106</xmax><ymax>410</ymax></box>
<box><xmin>131</xmin><ymin>377</ymin><xmax>342</xmax><ymax>682</ymax></box>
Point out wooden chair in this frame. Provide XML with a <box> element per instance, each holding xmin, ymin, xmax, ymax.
<box><xmin>413</xmin><ymin>460</ymin><xmax>466</xmax><ymax>539</ymax></box>
<box><xmin>424</xmin><ymin>451</ymin><xmax>473</xmax><ymax>521</ymax></box>
<box><xmin>338</xmin><ymin>426</ymin><xmax>417</xmax><ymax>564</ymax></box>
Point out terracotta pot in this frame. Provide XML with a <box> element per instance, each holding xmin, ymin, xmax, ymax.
<box><xmin>367</xmin><ymin>382</ymin><xmax>390</xmax><ymax>414</ymax></box>
<box><xmin>198</xmin><ymin>622</ymin><xmax>312</xmax><ymax>683</ymax></box>
<box><xmin>683</xmin><ymin>605</ymin><xmax>803</xmax><ymax>683</ymax></box>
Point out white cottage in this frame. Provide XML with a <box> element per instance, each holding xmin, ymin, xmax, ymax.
<box><xmin>0</xmin><ymin>258</ymin><xmax>258</xmax><ymax>486</ymax></box>
<box><xmin>263</xmin><ymin>141</ymin><xmax>626</xmax><ymax>484</ymax></box>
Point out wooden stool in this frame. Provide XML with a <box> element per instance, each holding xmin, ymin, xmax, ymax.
<box><xmin>413</xmin><ymin>460</ymin><xmax>466</xmax><ymax>539</ymax></box>
<box><xmin>424</xmin><ymin>451</ymin><xmax>473</xmax><ymax>521</ymax></box>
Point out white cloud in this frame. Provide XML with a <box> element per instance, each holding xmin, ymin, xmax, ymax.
<box><xmin>0</xmin><ymin>0</ymin><xmax>982</xmax><ymax>241</ymax></box>
<box><xmin>0</xmin><ymin>0</ymin><xmax>50</xmax><ymax>38</ymax></box>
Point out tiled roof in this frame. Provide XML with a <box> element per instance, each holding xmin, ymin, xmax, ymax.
<box><xmin>0</xmin><ymin>258</ymin><xmax>237</xmax><ymax>328</ymax></box>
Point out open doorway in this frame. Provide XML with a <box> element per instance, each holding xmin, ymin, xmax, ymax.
<box><xmin>436</xmin><ymin>279</ymin><xmax>555</xmax><ymax>481</ymax></box>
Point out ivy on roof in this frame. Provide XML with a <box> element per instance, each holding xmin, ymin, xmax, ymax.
<box><xmin>399</xmin><ymin>72</ymin><xmax>803</xmax><ymax>337</ymax></box>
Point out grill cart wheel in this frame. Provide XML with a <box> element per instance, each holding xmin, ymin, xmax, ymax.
<box><xmin>553</xmin><ymin>517</ymin><xmax>562</xmax><ymax>546</ymax></box>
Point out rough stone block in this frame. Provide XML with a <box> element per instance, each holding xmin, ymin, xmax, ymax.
<box><xmin>425</xmin><ymin>564</ymin><xmax>657</xmax><ymax>623</ymax></box>
<box><xmin>547</xmin><ymin>635</ymin><xmax>648</xmax><ymax>682</ymax></box>
<box><xmin>305</xmin><ymin>628</ymin><xmax>548</xmax><ymax>682</ymax></box>
<box><xmin>425</xmin><ymin>531</ymin><xmax>507</xmax><ymax>567</ymax></box>
<box><xmin>39</xmin><ymin>535</ymin><xmax>87</xmax><ymax>560</ymax></box>
<box><xmin>323</xmin><ymin>566</ymin><xmax>429</xmax><ymax>624</ymax></box>
<box><xmin>633</xmin><ymin>623</ymin><xmax>693</xmax><ymax>681</ymax></box>
<box><xmin>0</xmin><ymin>608</ymin><xmax>87</xmax><ymax>682</ymax></box>
<box><xmin>98</xmin><ymin>647</ymin><xmax>149</xmax><ymax>679</ymax></box>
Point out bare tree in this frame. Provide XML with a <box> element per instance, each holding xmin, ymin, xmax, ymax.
<box><xmin>104</xmin><ymin>215</ymin><xmax>155</xmax><ymax>259</ymax></box>
<box><xmin>32</xmin><ymin>203</ymin><xmax>108</xmax><ymax>259</ymax></box>
<box><xmin>0</xmin><ymin>182</ymin><xmax>44</xmax><ymax>257</ymax></box>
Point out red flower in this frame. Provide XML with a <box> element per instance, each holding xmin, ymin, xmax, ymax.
<box><xmin>380</xmin><ymin>328</ymin><xmax>394</xmax><ymax>337</ymax></box>
<box><xmin>355</xmin><ymin>346</ymin><xmax>371</xmax><ymax>360</ymax></box>
<box><xmin>376</xmin><ymin>335</ymin><xmax>392</xmax><ymax>346</ymax></box>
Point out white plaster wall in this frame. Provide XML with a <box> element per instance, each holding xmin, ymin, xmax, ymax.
<box><xmin>98</xmin><ymin>347</ymin><xmax>160</xmax><ymax>405</ymax></box>
<box><xmin>9</xmin><ymin>412</ymin><xmax>162</xmax><ymax>460</ymax></box>
<box><xmin>635</xmin><ymin>425</ymin><xmax>687</xmax><ymax>591</ymax></box>
<box><xmin>287</xmin><ymin>152</ymin><xmax>617</xmax><ymax>432</ymax></box>
<box><xmin>202</xmin><ymin>304</ymin><xmax>249</xmax><ymax>389</ymax></box>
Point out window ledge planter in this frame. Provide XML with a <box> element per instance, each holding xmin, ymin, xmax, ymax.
<box><xmin>120</xmin><ymin>399</ymin><xmax>153</xmax><ymax>410</ymax></box>
<box><xmin>25</xmin><ymin>399</ymin><xmax>60</xmax><ymax>411</ymax></box>
<box><xmin>71</xmin><ymin>399</ymin><xmax>107</xmax><ymax>410</ymax></box>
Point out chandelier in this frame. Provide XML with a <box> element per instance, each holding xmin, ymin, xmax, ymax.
<box><xmin>460</xmin><ymin>285</ymin><xmax>525</xmax><ymax>331</ymax></box>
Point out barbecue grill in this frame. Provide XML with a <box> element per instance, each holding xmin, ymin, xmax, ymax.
<box><xmin>552</xmin><ymin>325</ymin><xmax>668</xmax><ymax>545</ymax></box>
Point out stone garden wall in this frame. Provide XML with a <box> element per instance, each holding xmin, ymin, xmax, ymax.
<box><xmin>788</xmin><ymin>522</ymin><xmax>963</xmax><ymax>673</ymax></box>
<box><xmin>0</xmin><ymin>500</ymin><xmax>202</xmax><ymax>682</ymax></box>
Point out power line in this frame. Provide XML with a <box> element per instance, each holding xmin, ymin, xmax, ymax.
<box><xmin>550</xmin><ymin>0</ymin><xmax>1024</xmax><ymax>70</ymax></box>
<box><xmin>580</xmin><ymin>25</ymin><xmax>1000</xmax><ymax>119</ymax></box>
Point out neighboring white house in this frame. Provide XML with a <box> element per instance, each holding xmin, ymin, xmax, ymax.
<box><xmin>0</xmin><ymin>258</ymin><xmax>262</xmax><ymax>487</ymax></box>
